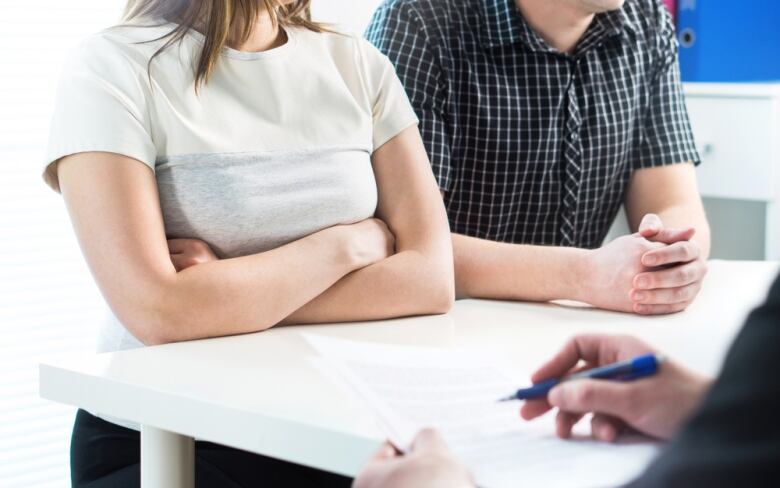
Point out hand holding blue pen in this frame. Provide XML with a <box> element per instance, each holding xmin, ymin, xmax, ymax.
<box><xmin>519</xmin><ymin>336</ymin><xmax>710</xmax><ymax>442</ymax></box>
<box><xmin>499</xmin><ymin>353</ymin><xmax>665</xmax><ymax>402</ymax></box>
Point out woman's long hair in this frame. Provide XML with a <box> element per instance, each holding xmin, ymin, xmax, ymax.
<box><xmin>123</xmin><ymin>0</ymin><xmax>325</xmax><ymax>88</ymax></box>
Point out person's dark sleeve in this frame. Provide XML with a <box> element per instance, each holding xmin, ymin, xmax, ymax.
<box><xmin>627</xmin><ymin>274</ymin><xmax>780</xmax><ymax>487</ymax></box>
<box><xmin>365</xmin><ymin>2</ymin><xmax>455</xmax><ymax>191</ymax></box>
<box><xmin>632</xmin><ymin>2</ymin><xmax>700</xmax><ymax>169</ymax></box>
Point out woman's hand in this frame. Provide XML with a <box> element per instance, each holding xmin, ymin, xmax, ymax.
<box><xmin>520</xmin><ymin>334</ymin><xmax>712</xmax><ymax>441</ymax></box>
<box><xmin>168</xmin><ymin>238</ymin><xmax>218</xmax><ymax>271</ymax></box>
<box><xmin>167</xmin><ymin>218</ymin><xmax>395</xmax><ymax>272</ymax></box>
<box><xmin>336</xmin><ymin>218</ymin><xmax>396</xmax><ymax>269</ymax></box>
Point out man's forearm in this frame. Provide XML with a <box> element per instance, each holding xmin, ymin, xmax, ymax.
<box><xmin>283</xmin><ymin>249</ymin><xmax>454</xmax><ymax>325</ymax></box>
<box><xmin>452</xmin><ymin>233</ymin><xmax>589</xmax><ymax>302</ymax></box>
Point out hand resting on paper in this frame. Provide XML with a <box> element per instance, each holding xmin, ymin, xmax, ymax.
<box><xmin>353</xmin><ymin>429</ymin><xmax>474</xmax><ymax>488</ymax></box>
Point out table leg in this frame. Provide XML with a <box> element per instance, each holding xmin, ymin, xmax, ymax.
<box><xmin>141</xmin><ymin>425</ymin><xmax>194</xmax><ymax>488</ymax></box>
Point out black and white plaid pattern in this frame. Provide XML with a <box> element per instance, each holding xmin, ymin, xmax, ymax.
<box><xmin>366</xmin><ymin>0</ymin><xmax>699</xmax><ymax>248</ymax></box>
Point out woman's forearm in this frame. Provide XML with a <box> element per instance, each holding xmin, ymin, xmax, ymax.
<box><xmin>283</xmin><ymin>248</ymin><xmax>454</xmax><ymax>325</ymax></box>
<box><xmin>138</xmin><ymin>227</ymin><xmax>356</xmax><ymax>344</ymax></box>
<box><xmin>57</xmin><ymin>153</ymin><xmax>389</xmax><ymax>346</ymax></box>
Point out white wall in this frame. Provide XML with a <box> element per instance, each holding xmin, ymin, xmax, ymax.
<box><xmin>310</xmin><ymin>0</ymin><xmax>384</xmax><ymax>34</ymax></box>
<box><xmin>0</xmin><ymin>5</ymin><xmax>127</xmax><ymax>487</ymax></box>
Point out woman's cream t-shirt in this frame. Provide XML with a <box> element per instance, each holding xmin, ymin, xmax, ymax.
<box><xmin>44</xmin><ymin>23</ymin><xmax>419</xmax><ymax>353</ymax></box>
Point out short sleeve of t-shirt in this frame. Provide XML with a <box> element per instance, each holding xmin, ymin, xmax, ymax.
<box><xmin>631</xmin><ymin>5</ymin><xmax>700</xmax><ymax>170</ymax></box>
<box><xmin>43</xmin><ymin>34</ymin><xmax>156</xmax><ymax>191</ymax></box>
<box><xmin>356</xmin><ymin>38</ymin><xmax>419</xmax><ymax>152</ymax></box>
<box><xmin>366</xmin><ymin>3</ymin><xmax>454</xmax><ymax>192</ymax></box>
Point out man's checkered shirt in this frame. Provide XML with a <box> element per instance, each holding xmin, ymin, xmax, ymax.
<box><xmin>366</xmin><ymin>0</ymin><xmax>700</xmax><ymax>248</ymax></box>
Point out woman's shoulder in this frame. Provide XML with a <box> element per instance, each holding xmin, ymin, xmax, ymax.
<box><xmin>297</xmin><ymin>26</ymin><xmax>386</xmax><ymax>63</ymax></box>
<box><xmin>297</xmin><ymin>26</ymin><xmax>395</xmax><ymax>88</ymax></box>
<box><xmin>67</xmin><ymin>22</ymin><xmax>177</xmax><ymax>75</ymax></box>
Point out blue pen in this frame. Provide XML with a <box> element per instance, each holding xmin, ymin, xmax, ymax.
<box><xmin>498</xmin><ymin>353</ymin><xmax>664</xmax><ymax>402</ymax></box>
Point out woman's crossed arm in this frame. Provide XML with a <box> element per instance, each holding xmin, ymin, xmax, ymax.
<box><xmin>57</xmin><ymin>126</ymin><xmax>453</xmax><ymax>345</ymax></box>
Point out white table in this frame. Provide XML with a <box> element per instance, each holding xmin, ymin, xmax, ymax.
<box><xmin>39</xmin><ymin>260</ymin><xmax>779</xmax><ymax>488</ymax></box>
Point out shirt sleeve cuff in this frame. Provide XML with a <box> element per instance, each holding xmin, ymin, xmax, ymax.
<box><xmin>43</xmin><ymin>139</ymin><xmax>157</xmax><ymax>192</ymax></box>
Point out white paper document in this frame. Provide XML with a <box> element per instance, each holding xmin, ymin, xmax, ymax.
<box><xmin>304</xmin><ymin>333</ymin><xmax>661</xmax><ymax>488</ymax></box>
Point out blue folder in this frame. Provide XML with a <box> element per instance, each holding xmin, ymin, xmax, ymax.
<box><xmin>677</xmin><ymin>0</ymin><xmax>780</xmax><ymax>82</ymax></box>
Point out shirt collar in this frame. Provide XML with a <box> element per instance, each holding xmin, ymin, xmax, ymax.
<box><xmin>598</xmin><ymin>7</ymin><xmax>637</xmax><ymax>37</ymax></box>
<box><xmin>480</xmin><ymin>0</ymin><xmax>637</xmax><ymax>53</ymax></box>
<box><xmin>479</xmin><ymin>0</ymin><xmax>524</xmax><ymax>48</ymax></box>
